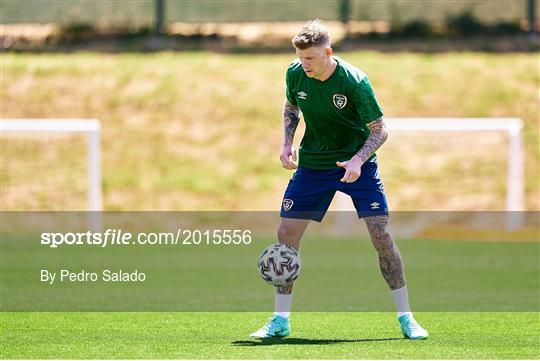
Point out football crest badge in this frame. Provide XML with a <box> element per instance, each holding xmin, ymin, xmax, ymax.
<box><xmin>283</xmin><ymin>199</ymin><xmax>294</xmax><ymax>211</ymax></box>
<box><xmin>333</xmin><ymin>94</ymin><xmax>347</xmax><ymax>109</ymax></box>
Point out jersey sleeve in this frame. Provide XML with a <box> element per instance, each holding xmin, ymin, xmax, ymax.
<box><xmin>352</xmin><ymin>77</ymin><xmax>383</xmax><ymax>124</ymax></box>
<box><xmin>285</xmin><ymin>69</ymin><xmax>297</xmax><ymax>106</ymax></box>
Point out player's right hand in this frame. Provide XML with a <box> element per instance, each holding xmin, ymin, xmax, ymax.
<box><xmin>280</xmin><ymin>145</ymin><xmax>298</xmax><ymax>170</ymax></box>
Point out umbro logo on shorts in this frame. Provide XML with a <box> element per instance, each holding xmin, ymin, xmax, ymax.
<box><xmin>370</xmin><ymin>202</ymin><xmax>380</xmax><ymax>210</ymax></box>
<box><xmin>298</xmin><ymin>91</ymin><xmax>307</xmax><ymax>100</ymax></box>
<box><xmin>333</xmin><ymin>94</ymin><xmax>347</xmax><ymax>109</ymax></box>
<box><xmin>283</xmin><ymin>199</ymin><xmax>294</xmax><ymax>211</ymax></box>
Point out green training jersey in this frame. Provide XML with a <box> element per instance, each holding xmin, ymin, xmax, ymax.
<box><xmin>285</xmin><ymin>56</ymin><xmax>383</xmax><ymax>170</ymax></box>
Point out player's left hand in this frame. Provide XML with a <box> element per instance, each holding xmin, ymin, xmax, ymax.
<box><xmin>336</xmin><ymin>156</ymin><xmax>362</xmax><ymax>183</ymax></box>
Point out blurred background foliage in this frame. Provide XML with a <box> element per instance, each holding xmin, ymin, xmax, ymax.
<box><xmin>1</xmin><ymin>0</ymin><xmax>536</xmax><ymax>48</ymax></box>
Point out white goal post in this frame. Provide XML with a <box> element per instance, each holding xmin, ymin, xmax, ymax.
<box><xmin>1</xmin><ymin>119</ymin><xmax>102</xmax><ymax>211</ymax></box>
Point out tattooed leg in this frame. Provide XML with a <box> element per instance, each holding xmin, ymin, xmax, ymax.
<box><xmin>364</xmin><ymin>215</ymin><xmax>405</xmax><ymax>290</ymax></box>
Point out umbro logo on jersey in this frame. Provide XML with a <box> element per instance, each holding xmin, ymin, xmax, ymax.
<box><xmin>370</xmin><ymin>202</ymin><xmax>380</xmax><ymax>210</ymax></box>
<box><xmin>333</xmin><ymin>94</ymin><xmax>347</xmax><ymax>109</ymax></box>
<box><xmin>298</xmin><ymin>91</ymin><xmax>307</xmax><ymax>100</ymax></box>
<box><xmin>283</xmin><ymin>199</ymin><xmax>294</xmax><ymax>211</ymax></box>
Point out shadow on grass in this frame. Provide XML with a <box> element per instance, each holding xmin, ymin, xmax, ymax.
<box><xmin>232</xmin><ymin>337</ymin><xmax>402</xmax><ymax>346</ymax></box>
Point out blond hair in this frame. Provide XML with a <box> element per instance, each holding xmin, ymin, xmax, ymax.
<box><xmin>292</xmin><ymin>19</ymin><xmax>331</xmax><ymax>50</ymax></box>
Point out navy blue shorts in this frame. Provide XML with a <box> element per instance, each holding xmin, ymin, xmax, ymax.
<box><xmin>280</xmin><ymin>159</ymin><xmax>388</xmax><ymax>222</ymax></box>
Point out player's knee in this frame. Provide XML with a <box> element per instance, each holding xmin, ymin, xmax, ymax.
<box><xmin>371</xmin><ymin>230</ymin><xmax>394</xmax><ymax>254</ymax></box>
<box><xmin>277</xmin><ymin>222</ymin><xmax>301</xmax><ymax>245</ymax></box>
<box><xmin>366</xmin><ymin>217</ymin><xmax>393</xmax><ymax>249</ymax></box>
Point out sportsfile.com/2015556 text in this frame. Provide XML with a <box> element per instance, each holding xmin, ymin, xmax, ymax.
<box><xmin>40</xmin><ymin>229</ymin><xmax>253</xmax><ymax>248</ymax></box>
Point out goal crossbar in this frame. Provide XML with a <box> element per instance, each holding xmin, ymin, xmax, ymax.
<box><xmin>385</xmin><ymin>117</ymin><xmax>523</xmax><ymax>135</ymax></box>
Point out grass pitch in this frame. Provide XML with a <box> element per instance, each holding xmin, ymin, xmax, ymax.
<box><xmin>1</xmin><ymin>312</ymin><xmax>539</xmax><ymax>359</ymax></box>
<box><xmin>2</xmin><ymin>235</ymin><xmax>538</xmax><ymax>358</ymax></box>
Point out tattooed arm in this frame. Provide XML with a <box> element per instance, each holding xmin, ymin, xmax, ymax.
<box><xmin>356</xmin><ymin>117</ymin><xmax>388</xmax><ymax>163</ymax></box>
<box><xmin>280</xmin><ymin>99</ymin><xmax>301</xmax><ymax>170</ymax></box>
<box><xmin>336</xmin><ymin>116</ymin><xmax>388</xmax><ymax>183</ymax></box>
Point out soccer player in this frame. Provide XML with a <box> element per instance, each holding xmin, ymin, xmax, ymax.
<box><xmin>250</xmin><ymin>20</ymin><xmax>428</xmax><ymax>340</ymax></box>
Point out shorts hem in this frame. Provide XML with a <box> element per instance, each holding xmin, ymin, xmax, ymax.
<box><xmin>357</xmin><ymin>209</ymin><xmax>389</xmax><ymax>219</ymax></box>
<box><xmin>280</xmin><ymin>212</ymin><xmax>325</xmax><ymax>223</ymax></box>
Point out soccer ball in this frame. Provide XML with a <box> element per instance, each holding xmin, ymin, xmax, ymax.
<box><xmin>257</xmin><ymin>243</ymin><xmax>301</xmax><ymax>286</ymax></box>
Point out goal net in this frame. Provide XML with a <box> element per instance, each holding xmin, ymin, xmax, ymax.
<box><xmin>1</xmin><ymin>119</ymin><xmax>102</xmax><ymax>211</ymax></box>
<box><xmin>330</xmin><ymin>117</ymin><xmax>524</xmax><ymax>231</ymax></box>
